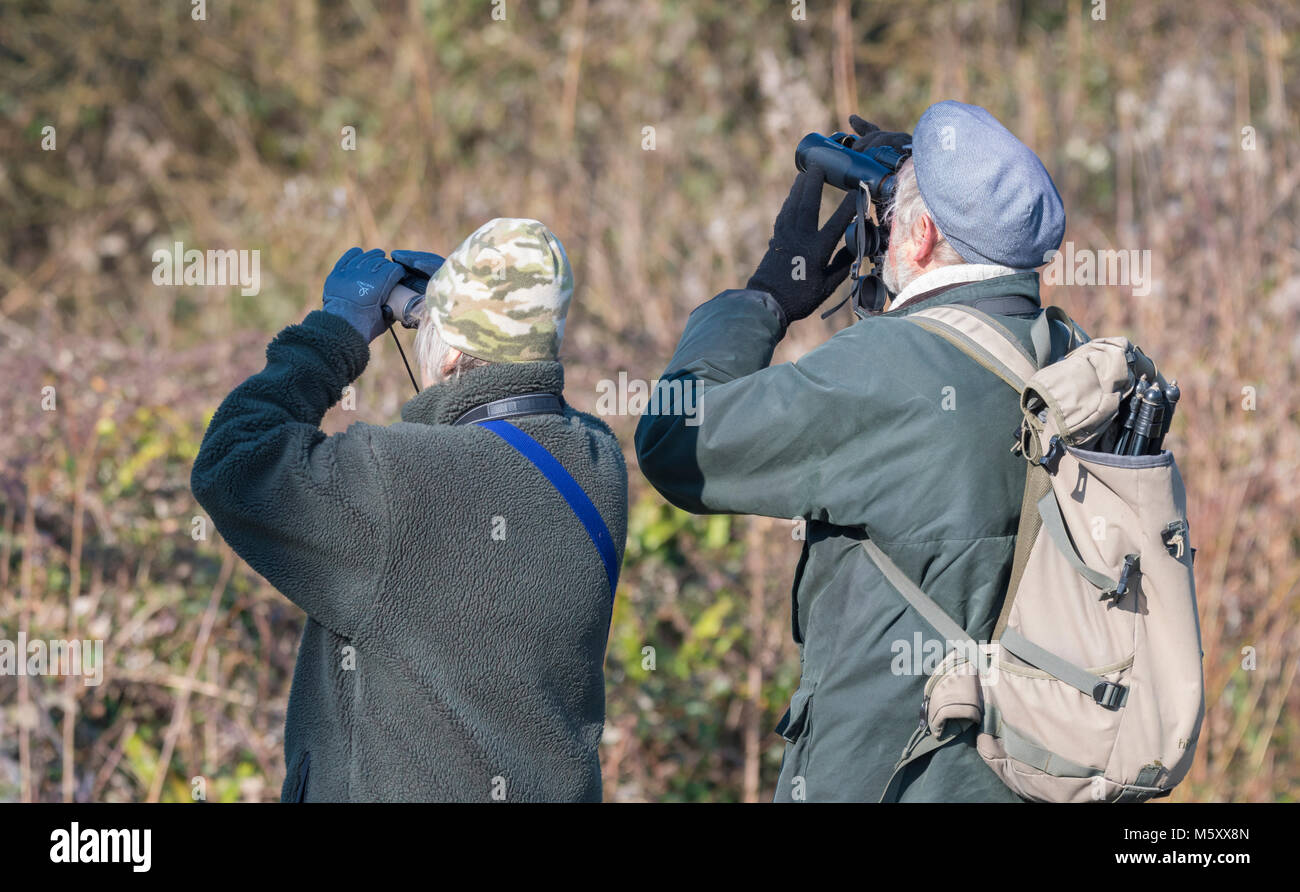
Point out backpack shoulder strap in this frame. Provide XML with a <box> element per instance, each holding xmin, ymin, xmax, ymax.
<box><xmin>905</xmin><ymin>304</ymin><xmax>1045</xmax><ymax>392</ymax></box>
<box><xmin>861</xmin><ymin>539</ymin><xmax>973</xmax><ymax>647</ymax></box>
<box><xmin>894</xmin><ymin>304</ymin><xmax>1063</xmax><ymax>640</ymax></box>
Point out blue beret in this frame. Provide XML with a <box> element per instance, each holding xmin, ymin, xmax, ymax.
<box><xmin>911</xmin><ymin>101</ymin><xmax>1065</xmax><ymax>269</ymax></box>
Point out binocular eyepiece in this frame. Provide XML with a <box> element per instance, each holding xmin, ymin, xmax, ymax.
<box><xmin>795</xmin><ymin>132</ymin><xmax>911</xmax><ymax>202</ymax></box>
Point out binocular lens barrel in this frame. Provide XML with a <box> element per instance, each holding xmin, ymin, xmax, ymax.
<box><xmin>382</xmin><ymin>271</ymin><xmax>429</xmax><ymax>330</ymax></box>
<box><xmin>795</xmin><ymin>132</ymin><xmax>907</xmax><ymax>198</ymax></box>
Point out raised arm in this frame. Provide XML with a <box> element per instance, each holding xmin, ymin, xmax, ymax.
<box><xmin>191</xmin><ymin>249</ymin><xmax>407</xmax><ymax>636</ymax></box>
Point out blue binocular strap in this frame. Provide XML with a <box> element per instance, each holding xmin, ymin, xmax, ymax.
<box><xmin>477</xmin><ymin>419</ymin><xmax>619</xmax><ymax>600</ymax></box>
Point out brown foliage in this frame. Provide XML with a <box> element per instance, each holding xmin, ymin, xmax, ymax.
<box><xmin>0</xmin><ymin>0</ymin><xmax>1297</xmax><ymax>801</ymax></box>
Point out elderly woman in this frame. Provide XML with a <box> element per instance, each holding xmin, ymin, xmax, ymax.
<box><xmin>192</xmin><ymin>219</ymin><xmax>626</xmax><ymax>802</ymax></box>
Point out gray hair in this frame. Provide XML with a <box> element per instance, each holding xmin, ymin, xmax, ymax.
<box><xmin>414</xmin><ymin>306</ymin><xmax>489</xmax><ymax>385</ymax></box>
<box><xmin>885</xmin><ymin>158</ymin><xmax>965</xmax><ymax>267</ymax></box>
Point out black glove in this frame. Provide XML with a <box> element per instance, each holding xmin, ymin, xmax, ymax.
<box><xmin>848</xmin><ymin>115</ymin><xmax>912</xmax><ymax>154</ymax></box>
<box><xmin>747</xmin><ymin>164</ymin><xmax>857</xmax><ymax>323</ymax></box>
<box><xmin>390</xmin><ymin>249</ymin><xmax>445</xmax><ymax>279</ymax></box>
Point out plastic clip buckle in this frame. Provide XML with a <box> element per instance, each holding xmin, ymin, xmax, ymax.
<box><xmin>1036</xmin><ymin>435</ymin><xmax>1065</xmax><ymax>473</ymax></box>
<box><xmin>1101</xmin><ymin>554</ymin><xmax>1140</xmax><ymax>604</ymax></box>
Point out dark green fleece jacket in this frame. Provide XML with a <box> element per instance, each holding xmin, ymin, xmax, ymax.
<box><xmin>635</xmin><ymin>275</ymin><xmax>1064</xmax><ymax>803</ymax></box>
<box><xmin>191</xmin><ymin>310</ymin><xmax>627</xmax><ymax>802</ymax></box>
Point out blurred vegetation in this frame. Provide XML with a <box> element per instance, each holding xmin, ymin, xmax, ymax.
<box><xmin>1</xmin><ymin>0</ymin><xmax>1297</xmax><ymax>801</ymax></box>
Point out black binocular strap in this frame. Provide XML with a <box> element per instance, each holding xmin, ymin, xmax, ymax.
<box><xmin>452</xmin><ymin>392</ymin><xmax>564</xmax><ymax>426</ymax></box>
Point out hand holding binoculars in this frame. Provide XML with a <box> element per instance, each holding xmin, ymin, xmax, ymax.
<box><xmin>794</xmin><ymin>126</ymin><xmax>911</xmax><ymax>316</ymax></box>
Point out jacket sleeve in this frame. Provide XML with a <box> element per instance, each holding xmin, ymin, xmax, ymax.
<box><xmin>190</xmin><ymin>310</ymin><xmax>390</xmax><ymax>638</ymax></box>
<box><xmin>635</xmin><ymin>289</ymin><xmax>903</xmax><ymax>524</ymax></box>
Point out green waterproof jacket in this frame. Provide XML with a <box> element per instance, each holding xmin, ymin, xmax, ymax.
<box><xmin>635</xmin><ymin>273</ymin><xmax>1058</xmax><ymax>802</ymax></box>
<box><xmin>192</xmin><ymin>310</ymin><xmax>628</xmax><ymax>801</ymax></box>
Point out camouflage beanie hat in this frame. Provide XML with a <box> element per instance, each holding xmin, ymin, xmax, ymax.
<box><xmin>425</xmin><ymin>217</ymin><xmax>574</xmax><ymax>363</ymax></box>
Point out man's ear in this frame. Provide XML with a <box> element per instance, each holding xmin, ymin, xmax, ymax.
<box><xmin>911</xmin><ymin>214</ymin><xmax>940</xmax><ymax>266</ymax></box>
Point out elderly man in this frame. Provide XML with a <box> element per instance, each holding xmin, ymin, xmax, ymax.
<box><xmin>192</xmin><ymin>218</ymin><xmax>627</xmax><ymax>802</ymax></box>
<box><xmin>635</xmin><ymin>101</ymin><xmax>1068</xmax><ymax>802</ymax></box>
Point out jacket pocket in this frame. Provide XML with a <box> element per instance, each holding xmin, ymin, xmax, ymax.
<box><xmin>776</xmin><ymin>685</ymin><xmax>814</xmax><ymax>743</ymax></box>
<box><xmin>288</xmin><ymin>751</ymin><xmax>311</xmax><ymax>803</ymax></box>
<box><xmin>775</xmin><ymin>685</ymin><xmax>816</xmax><ymax>798</ymax></box>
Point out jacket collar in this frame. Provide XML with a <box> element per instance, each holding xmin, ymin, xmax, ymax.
<box><xmin>887</xmin><ymin>263</ymin><xmax>1021</xmax><ymax>311</ymax></box>
<box><xmin>883</xmin><ymin>270</ymin><xmax>1042</xmax><ymax>318</ymax></box>
<box><xmin>400</xmin><ymin>361</ymin><xmax>565</xmax><ymax>426</ymax></box>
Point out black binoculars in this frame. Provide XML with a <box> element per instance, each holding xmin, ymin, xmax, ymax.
<box><xmin>795</xmin><ymin>132</ymin><xmax>911</xmax><ymax>203</ymax></box>
<box><xmin>795</xmin><ymin>131</ymin><xmax>912</xmax><ymax>315</ymax></box>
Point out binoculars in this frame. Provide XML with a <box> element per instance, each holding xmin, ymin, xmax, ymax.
<box><xmin>795</xmin><ymin>131</ymin><xmax>912</xmax><ymax>315</ymax></box>
<box><xmin>795</xmin><ymin>132</ymin><xmax>911</xmax><ymax>203</ymax></box>
<box><xmin>796</xmin><ymin>132</ymin><xmax>912</xmax><ymax>259</ymax></box>
<box><xmin>379</xmin><ymin>259</ymin><xmax>436</xmax><ymax>393</ymax></box>
<box><xmin>381</xmin><ymin>268</ymin><xmax>430</xmax><ymax>330</ymax></box>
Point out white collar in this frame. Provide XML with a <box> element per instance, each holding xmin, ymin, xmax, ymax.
<box><xmin>887</xmin><ymin>263</ymin><xmax>1023</xmax><ymax>312</ymax></box>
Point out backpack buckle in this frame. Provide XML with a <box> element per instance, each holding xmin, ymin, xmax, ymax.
<box><xmin>1115</xmin><ymin>553</ymin><xmax>1139</xmax><ymax>598</ymax></box>
<box><xmin>1092</xmin><ymin>681</ymin><xmax>1128</xmax><ymax>710</ymax></box>
<box><xmin>1036</xmin><ymin>435</ymin><xmax>1064</xmax><ymax>473</ymax></box>
<box><xmin>1101</xmin><ymin>554</ymin><xmax>1140</xmax><ymax>603</ymax></box>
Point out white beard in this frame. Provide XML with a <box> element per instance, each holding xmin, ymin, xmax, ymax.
<box><xmin>882</xmin><ymin>245</ymin><xmax>904</xmax><ymax>295</ymax></box>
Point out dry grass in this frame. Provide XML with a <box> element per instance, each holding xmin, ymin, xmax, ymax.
<box><xmin>0</xmin><ymin>0</ymin><xmax>1296</xmax><ymax>801</ymax></box>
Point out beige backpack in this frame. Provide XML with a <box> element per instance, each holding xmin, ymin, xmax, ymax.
<box><xmin>868</xmin><ymin>304</ymin><xmax>1205</xmax><ymax>803</ymax></box>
